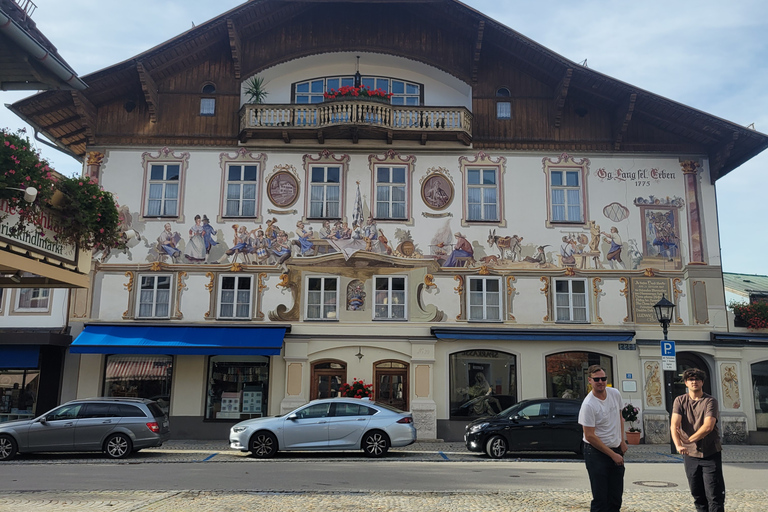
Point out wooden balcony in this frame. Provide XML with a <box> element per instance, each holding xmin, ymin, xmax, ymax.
<box><xmin>239</xmin><ymin>100</ymin><xmax>472</xmax><ymax>145</ymax></box>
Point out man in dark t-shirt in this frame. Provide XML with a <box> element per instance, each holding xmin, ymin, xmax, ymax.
<box><xmin>670</xmin><ymin>368</ymin><xmax>725</xmax><ymax>512</ymax></box>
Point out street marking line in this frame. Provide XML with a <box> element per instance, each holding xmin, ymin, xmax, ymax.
<box><xmin>438</xmin><ymin>452</ymin><xmax>449</xmax><ymax>460</ymax></box>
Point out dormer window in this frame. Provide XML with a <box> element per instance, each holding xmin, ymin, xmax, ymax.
<box><xmin>496</xmin><ymin>87</ymin><xmax>511</xmax><ymax>119</ymax></box>
<box><xmin>201</xmin><ymin>83</ymin><xmax>216</xmax><ymax>116</ymax></box>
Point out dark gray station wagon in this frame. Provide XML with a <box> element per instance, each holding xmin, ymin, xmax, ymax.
<box><xmin>0</xmin><ymin>397</ymin><xmax>170</xmax><ymax>461</ymax></box>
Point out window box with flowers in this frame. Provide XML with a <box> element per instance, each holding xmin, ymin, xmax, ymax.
<box><xmin>323</xmin><ymin>85</ymin><xmax>393</xmax><ymax>104</ymax></box>
<box><xmin>1</xmin><ymin>128</ymin><xmax>124</xmax><ymax>253</ymax></box>
<box><xmin>622</xmin><ymin>403</ymin><xmax>641</xmax><ymax>444</ymax></box>
<box><xmin>730</xmin><ymin>301</ymin><xmax>768</xmax><ymax>330</ymax></box>
<box><xmin>338</xmin><ymin>379</ymin><xmax>374</xmax><ymax>398</ymax></box>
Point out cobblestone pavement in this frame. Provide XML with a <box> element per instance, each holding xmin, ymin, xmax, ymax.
<box><xmin>1</xmin><ymin>489</ymin><xmax>768</xmax><ymax>512</ymax></box>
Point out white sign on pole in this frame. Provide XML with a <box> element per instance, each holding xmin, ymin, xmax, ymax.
<box><xmin>661</xmin><ymin>340</ymin><xmax>676</xmax><ymax>371</ymax></box>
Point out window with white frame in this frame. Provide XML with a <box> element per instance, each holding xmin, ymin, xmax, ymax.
<box><xmin>293</xmin><ymin>76</ymin><xmax>421</xmax><ymax>105</ymax></box>
<box><xmin>554</xmin><ymin>279</ymin><xmax>588</xmax><ymax>322</ymax></box>
<box><xmin>375</xmin><ymin>166</ymin><xmax>406</xmax><ymax>219</ymax></box>
<box><xmin>14</xmin><ymin>288</ymin><xmax>50</xmax><ymax>312</ymax></box>
<box><xmin>309</xmin><ymin>166</ymin><xmax>341</xmax><ymax>219</ymax></box>
<box><xmin>374</xmin><ymin>276</ymin><xmax>406</xmax><ymax>320</ymax></box>
<box><xmin>137</xmin><ymin>275</ymin><xmax>172</xmax><ymax>318</ymax></box>
<box><xmin>225</xmin><ymin>164</ymin><xmax>259</xmax><ymax>217</ymax></box>
<box><xmin>306</xmin><ymin>277</ymin><xmax>339</xmax><ymax>320</ymax></box>
<box><xmin>549</xmin><ymin>169</ymin><xmax>583</xmax><ymax>223</ymax></box>
<box><xmin>146</xmin><ymin>164</ymin><xmax>180</xmax><ymax>217</ymax></box>
<box><xmin>218</xmin><ymin>275</ymin><xmax>252</xmax><ymax>319</ymax></box>
<box><xmin>466</xmin><ymin>168</ymin><xmax>499</xmax><ymax>221</ymax></box>
<box><xmin>467</xmin><ymin>277</ymin><xmax>502</xmax><ymax>321</ymax></box>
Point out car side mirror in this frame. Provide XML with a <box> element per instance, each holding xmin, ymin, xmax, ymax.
<box><xmin>39</xmin><ymin>416</ymin><xmax>48</xmax><ymax>425</ymax></box>
<box><xmin>287</xmin><ymin>413</ymin><xmax>298</xmax><ymax>421</ymax></box>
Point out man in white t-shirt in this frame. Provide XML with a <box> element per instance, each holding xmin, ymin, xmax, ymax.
<box><xmin>578</xmin><ymin>364</ymin><xmax>628</xmax><ymax>512</ymax></box>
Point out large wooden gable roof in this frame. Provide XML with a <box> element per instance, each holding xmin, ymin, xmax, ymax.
<box><xmin>9</xmin><ymin>0</ymin><xmax>768</xmax><ymax>180</ymax></box>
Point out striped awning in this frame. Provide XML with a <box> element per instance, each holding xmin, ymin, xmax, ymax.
<box><xmin>105</xmin><ymin>357</ymin><xmax>171</xmax><ymax>381</ymax></box>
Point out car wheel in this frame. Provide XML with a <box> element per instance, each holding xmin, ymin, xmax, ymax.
<box><xmin>485</xmin><ymin>435</ymin><xmax>508</xmax><ymax>459</ymax></box>
<box><xmin>249</xmin><ymin>431</ymin><xmax>278</xmax><ymax>458</ymax></box>
<box><xmin>104</xmin><ymin>433</ymin><xmax>132</xmax><ymax>459</ymax></box>
<box><xmin>362</xmin><ymin>430</ymin><xmax>390</xmax><ymax>458</ymax></box>
<box><xmin>0</xmin><ymin>435</ymin><xmax>18</xmax><ymax>461</ymax></box>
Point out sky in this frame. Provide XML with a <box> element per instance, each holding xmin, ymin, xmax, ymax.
<box><xmin>2</xmin><ymin>0</ymin><xmax>767</xmax><ymax>275</ymax></box>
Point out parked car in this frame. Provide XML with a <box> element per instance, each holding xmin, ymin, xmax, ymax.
<box><xmin>0</xmin><ymin>397</ymin><xmax>170</xmax><ymax>461</ymax></box>
<box><xmin>229</xmin><ymin>397</ymin><xmax>416</xmax><ymax>458</ymax></box>
<box><xmin>465</xmin><ymin>398</ymin><xmax>583</xmax><ymax>458</ymax></box>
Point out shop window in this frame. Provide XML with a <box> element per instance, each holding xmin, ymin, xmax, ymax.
<box><xmin>218</xmin><ymin>275</ymin><xmax>253</xmax><ymax>319</ymax></box>
<box><xmin>137</xmin><ymin>274</ymin><xmax>172</xmax><ymax>318</ymax></box>
<box><xmin>206</xmin><ymin>355</ymin><xmax>270</xmax><ymax>420</ymax></box>
<box><xmin>305</xmin><ymin>276</ymin><xmax>339</xmax><ymax>320</ymax></box>
<box><xmin>554</xmin><ymin>279</ymin><xmax>588</xmax><ymax>322</ymax></box>
<box><xmin>104</xmin><ymin>355</ymin><xmax>172</xmax><ymax>414</ymax></box>
<box><xmin>545</xmin><ymin>351</ymin><xmax>613</xmax><ymax>400</ymax></box>
<box><xmin>542</xmin><ymin>154</ymin><xmax>589</xmax><ymax>227</ymax></box>
<box><xmin>0</xmin><ymin>369</ymin><xmax>39</xmax><ymax>421</ymax></box>
<box><xmin>311</xmin><ymin>360</ymin><xmax>346</xmax><ymax>400</ymax></box>
<box><xmin>374</xmin><ymin>276</ymin><xmax>407</xmax><ymax>320</ymax></box>
<box><xmin>496</xmin><ymin>87</ymin><xmax>511</xmax><ymax>119</ymax></box>
<box><xmin>449</xmin><ymin>350</ymin><xmax>516</xmax><ymax>419</ymax></box>
<box><xmin>141</xmin><ymin>148</ymin><xmax>189</xmax><ymax>221</ymax></box>
<box><xmin>752</xmin><ymin>361</ymin><xmax>768</xmax><ymax>430</ymax></box>
<box><xmin>12</xmin><ymin>288</ymin><xmax>50</xmax><ymax>313</ymax></box>
<box><xmin>467</xmin><ymin>276</ymin><xmax>502</xmax><ymax>321</ymax></box>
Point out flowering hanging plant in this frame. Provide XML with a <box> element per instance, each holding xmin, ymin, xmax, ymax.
<box><xmin>1</xmin><ymin>128</ymin><xmax>124</xmax><ymax>251</ymax></box>
<box><xmin>730</xmin><ymin>301</ymin><xmax>768</xmax><ymax>330</ymax></box>
<box><xmin>622</xmin><ymin>403</ymin><xmax>641</xmax><ymax>432</ymax></box>
<box><xmin>323</xmin><ymin>85</ymin><xmax>393</xmax><ymax>101</ymax></box>
<box><xmin>338</xmin><ymin>379</ymin><xmax>374</xmax><ymax>398</ymax></box>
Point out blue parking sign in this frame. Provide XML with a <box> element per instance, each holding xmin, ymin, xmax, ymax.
<box><xmin>661</xmin><ymin>341</ymin><xmax>676</xmax><ymax>357</ymax></box>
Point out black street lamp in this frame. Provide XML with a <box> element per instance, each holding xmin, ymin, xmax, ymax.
<box><xmin>653</xmin><ymin>293</ymin><xmax>676</xmax><ymax>453</ymax></box>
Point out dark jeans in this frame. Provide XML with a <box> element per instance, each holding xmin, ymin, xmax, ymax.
<box><xmin>683</xmin><ymin>452</ymin><xmax>725</xmax><ymax>512</ymax></box>
<box><xmin>582</xmin><ymin>442</ymin><xmax>625</xmax><ymax>512</ymax></box>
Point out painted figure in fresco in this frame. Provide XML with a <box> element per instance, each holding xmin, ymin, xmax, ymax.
<box><xmin>362</xmin><ymin>215</ymin><xmax>378</xmax><ymax>240</ymax></box>
<box><xmin>487</xmin><ymin>229</ymin><xmax>523</xmax><ymax>261</ymax></box>
<box><xmin>560</xmin><ymin>236</ymin><xmax>577</xmax><ymax>266</ymax></box>
<box><xmin>271</xmin><ymin>230</ymin><xmax>292</xmax><ymax>273</ymax></box>
<box><xmin>648</xmin><ymin>211</ymin><xmax>678</xmax><ymax>260</ymax></box>
<box><xmin>201</xmin><ymin>214</ymin><xmax>218</xmax><ymax>259</ymax></box>
<box><xmin>442</xmin><ymin>232</ymin><xmax>474</xmax><ymax>267</ymax></box>
<box><xmin>249</xmin><ymin>228</ymin><xmax>270</xmax><ymax>264</ymax></box>
<box><xmin>157</xmin><ymin>223</ymin><xmax>181</xmax><ymax>263</ymax></box>
<box><xmin>294</xmin><ymin>221</ymin><xmax>315</xmax><ymax>256</ymax></box>
<box><xmin>184</xmin><ymin>215</ymin><xmax>207</xmax><ymax>263</ymax></box>
<box><xmin>602</xmin><ymin>226</ymin><xmax>626</xmax><ymax>269</ymax></box>
<box><xmin>222</xmin><ymin>224</ymin><xmax>252</xmax><ymax>262</ymax></box>
<box><xmin>523</xmin><ymin>245</ymin><xmax>549</xmax><ymax>267</ymax></box>
<box><xmin>339</xmin><ymin>221</ymin><xmax>352</xmax><ymax>240</ymax></box>
<box><xmin>318</xmin><ymin>220</ymin><xmax>333</xmax><ymax>239</ymax></box>
<box><xmin>589</xmin><ymin>220</ymin><xmax>601</xmax><ymax>253</ymax></box>
<box><xmin>347</xmin><ymin>280</ymin><xmax>366</xmax><ymax>311</ymax></box>
<box><xmin>265</xmin><ymin>217</ymin><xmax>280</xmax><ymax>240</ymax></box>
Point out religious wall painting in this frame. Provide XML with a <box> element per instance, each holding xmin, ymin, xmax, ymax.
<box><xmin>346</xmin><ymin>279</ymin><xmax>366</xmax><ymax>311</ymax></box>
<box><xmin>720</xmin><ymin>363</ymin><xmax>741</xmax><ymax>409</ymax></box>
<box><xmin>267</xmin><ymin>164</ymin><xmax>300</xmax><ymax>209</ymax></box>
<box><xmin>420</xmin><ymin>167</ymin><xmax>454</xmax><ymax>211</ymax></box>
<box><xmin>644</xmin><ymin>361</ymin><xmax>663</xmax><ymax>407</ymax></box>
<box><xmin>634</xmin><ymin>196</ymin><xmax>684</xmax><ymax>270</ymax></box>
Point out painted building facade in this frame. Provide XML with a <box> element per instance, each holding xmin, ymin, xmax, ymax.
<box><xmin>10</xmin><ymin>0</ymin><xmax>768</xmax><ymax>442</ymax></box>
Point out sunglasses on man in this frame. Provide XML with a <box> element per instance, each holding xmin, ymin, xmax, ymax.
<box><xmin>591</xmin><ymin>376</ymin><xmax>608</xmax><ymax>382</ymax></box>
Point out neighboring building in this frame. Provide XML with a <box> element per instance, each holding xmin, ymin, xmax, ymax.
<box><xmin>9</xmin><ymin>0</ymin><xmax>768</xmax><ymax>443</ymax></box>
<box><xmin>724</xmin><ymin>272</ymin><xmax>768</xmax><ymax>306</ymax></box>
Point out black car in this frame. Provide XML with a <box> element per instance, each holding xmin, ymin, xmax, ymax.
<box><xmin>464</xmin><ymin>398</ymin><xmax>583</xmax><ymax>458</ymax></box>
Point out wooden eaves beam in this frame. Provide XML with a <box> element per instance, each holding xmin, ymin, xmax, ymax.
<box><xmin>552</xmin><ymin>68</ymin><xmax>572</xmax><ymax>128</ymax></box>
<box><xmin>69</xmin><ymin>91</ymin><xmax>97</xmax><ymax>145</ymax></box>
<box><xmin>471</xmin><ymin>20</ymin><xmax>485</xmax><ymax>84</ymax></box>
<box><xmin>227</xmin><ymin>19</ymin><xmax>242</xmax><ymax>79</ymax></box>
<box><xmin>136</xmin><ymin>61</ymin><xmax>159</xmax><ymax>123</ymax></box>
<box><xmin>708</xmin><ymin>131</ymin><xmax>738</xmax><ymax>184</ymax></box>
<box><xmin>613</xmin><ymin>92</ymin><xmax>637</xmax><ymax>150</ymax></box>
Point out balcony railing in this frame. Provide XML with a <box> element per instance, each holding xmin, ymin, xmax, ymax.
<box><xmin>239</xmin><ymin>100</ymin><xmax>472</xmax><ymax>144</ymax></box>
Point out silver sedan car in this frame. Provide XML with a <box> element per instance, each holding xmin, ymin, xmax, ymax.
<box><xmin>229</xmin><ymin>398</ymin><xmax>416</xmax><ymax>458</ymax></box>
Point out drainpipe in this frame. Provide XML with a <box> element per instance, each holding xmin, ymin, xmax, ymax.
<box><xmin>0</xmin><ymin>8</ymin><xmax>87</xmax><ymax>91</ymax></box>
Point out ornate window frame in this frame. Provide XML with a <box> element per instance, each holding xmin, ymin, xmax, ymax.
<box><xmin>372</xmin><ymin>275</ymin><xmax>408</xmax><ymax>321</ymax></box>
<box><xmin>122</xmin><ymin>270</ymin><xmax>185</xmax><ymax>321</ymax></box>
<box><xmin>218</xmin><ymin>148</ymin><xmax>267</xmax><ymax>223</ymax></box>
<box><xmin>304</xmin><ymin>275</ymin><xmax>340</xmax><ymax>321</ymax></box>
<box><xmin>542</xmin><ymin>153</ymin><xmax>590</xmax><ymax>228</ymax></box>
<box><xmin>458</xmin><ymin>152</ymin><xmax>506</xmax><ymax>227</ymax></box>
<box><xmin>368</xmin><ymin>150</ymin><xmax>416</xmax><ymax>225</ymax></box>
<box><xmin>217</xmin><ymin>273</ymin><xmax>255</xmax><ymax>320</ymax></box>
<box><xmin>466</xmin><ymin>276</ymin><xmax>504</xmax><ymax>322</ymax></box>
<box><xmin>303</xmin><ymin>150</ymin><xmax>349</xmax><ymax>222</ymax></box>
<box><xmin>140</xmin><ymin>147</ymin><xmax>190</xmax><ymax>223</ymax></box>
<box><xmin>552</xmin><ymin>278</ymin><xmax>590</xmax><ymax>323</ymax></box>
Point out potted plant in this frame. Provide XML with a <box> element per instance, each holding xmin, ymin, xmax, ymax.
<box><xmin>323</xmin><ymin>85</ymin><xmax>393</xmax><ymax>103</ymax></box>
<box><xmin>622</xmin><ymin>403</ymin><xmax>641</xmax><ymax>444</ymax></box>
<box><xmin>338</xmin><ymin>379</ymin><xmax>374</xmax><ymax>398</ymax></box>
<box><xmin>244</xmin><ymin>76</ymin><xmax>268</xmax><ymax>104</ymax></box>
<box><xmin>729</xmin><ymin>301</ymin><xmax>768</xmax><ymax>329</ymax></box>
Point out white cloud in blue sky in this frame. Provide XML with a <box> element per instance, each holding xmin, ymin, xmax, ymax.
<box><xmin>2</xmin><ymin>0</ymin><xmax>767</xmax><ymax>274</ymax></box>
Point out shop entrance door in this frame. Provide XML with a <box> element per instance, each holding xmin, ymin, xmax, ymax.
<box><xmin>311</xmin><ymin>360</ymin><xmax>346</xmax><ymax>400</ymax></box>
<box><xmin>664</xmin><ymin>352</ymin><xmax>711</xmax><ymax>415</ymax></box>
<box><xmin>375</xmin><ymin>361</ymin><xmax>408</xmax><ymax>411</ymax></box>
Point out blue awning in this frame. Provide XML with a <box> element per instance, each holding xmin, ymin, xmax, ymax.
<box><xmin>432</xmin><ymin>327</ymin><xmax>635</xmax><ymax>342</ymax></box>
<box><xmin>70</xmin><ymin>326</ymin><xmax>286</xmax><ymax>356</ymax></box>
<box><xmin>0</xmin><ymin>346</ymin><xmax>40</xmax><ymax>368</ymax></box>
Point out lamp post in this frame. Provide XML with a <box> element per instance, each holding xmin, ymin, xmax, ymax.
<box><xmin>653</xmin><ymin>294</ymin><xmax>676</xmax><ymax>453</ymax></box>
